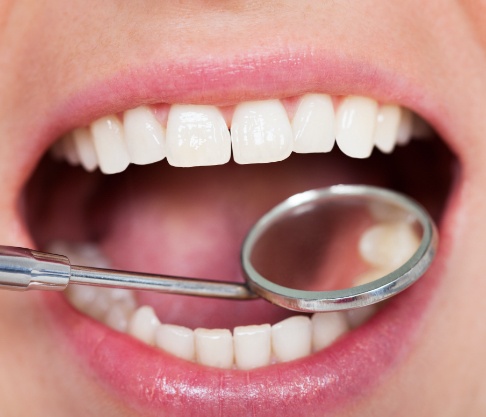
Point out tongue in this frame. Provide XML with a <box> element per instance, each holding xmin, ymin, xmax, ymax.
<box><xmin>91</xmin><ymin>153</ymin><xmax>383</xmax><ymax>328</ymax></box>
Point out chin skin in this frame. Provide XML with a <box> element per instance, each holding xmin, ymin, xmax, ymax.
<box><xmin>0</xmin><ymin>1</ymin><xmax>486</xmax><ymax>416</ymax></box>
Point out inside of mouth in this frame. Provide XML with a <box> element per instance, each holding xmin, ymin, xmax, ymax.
<box><xmin>22</xmin><ymin>136</ymin><xmax>455</xmax><ymax>330</ymax></box>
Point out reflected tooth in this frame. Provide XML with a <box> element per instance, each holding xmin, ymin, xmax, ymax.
<box><xmin>166</xmin><ymin>104</ymin><xmax>230</xmax><ymax>167</ymax></box>
<box><xmin>335</xmin><ymin>96</ymin><xmax>378</xmax><ymax>158</ymax></box>
<box><xmin>155</xmin><ymin>324</ymin><xmax>195</xmax><ymax>361</ymax></box>
<box><xmin>91</xmin><ymin>116</ymin><xmax>130</xmax><ymax>174</ymax></box>
<box><xmin>127</xmin><ymin>306</ymin><xmax>161</xmax><ymax>345</ymax></box>
<box><xmin>353</xmin><ymin>268</ymin><xmax>390</xmax><ymax>287</ymax></box>
<box><xmin>347</xmin><ymin>305</ymin><xmax>377</xmax><ymax>328</ymax></box>
<box><xmin>311</xmin><ymin>312</ymin><xmax>349</xmax><ymax>352</ymax></box>
<box><xmin>72</xmin><ymin>127</ymin><xmax>99</xmax><ymax>172</ymax></box>
<box><xmin>292</xmin><ymin>94</ymin><xmax>335</xmax><ymax>153</ymax></box>
<box><xmin>359</xmin><ymin>221</ymin><xmax>420</xmax><ymax>270</ymax></box>
<box><xmin>396</xmin><ymin>108</ymin><xmax>413</xmax><ymax>145</ymax></box>
<box><xmin>234</xmin><ymin>324</ymin><xmax>271</xmax><ymax>370</ymax></box>
<box><xmin>104</xmin><ymin>302</ymin><xmax>136</xmax><ymax>332</ymax></box>
<box><xmin>62</xmin><ymin>134</ymin><xmax>81</xmax><ymax>166</ymax></box>
<box><xmin>124</xmin><ymin>106</ymin><xmax>166</xmax><ymax>165</ymax></box>
<box><xmin>373</xmin><ymin>104</ymin><xmax>401</xmax><ymax>153</ymax></box>
<box><xmin>231</xmin><ymin>99</ymin><xmax>293</xmax><ymax>164</ymax></box>
<box><xmin>194</xmin><ymin>328</ymin><xmax>233</xmax><ymax>369</ymax></box>
<box><xmin>271</xmin><ymin>316</ymin><xmax>312</xmax><ymax>362</ymax></box>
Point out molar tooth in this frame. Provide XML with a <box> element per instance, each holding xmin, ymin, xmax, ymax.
<box><xmin>358</xmin><ymin>221</ymin><xmax>420</xmax><ymax>270</ymax></box>
<box><xmin>123</xmin><ymin>106</ymin><xmax>166</xmax><ymax>165</ymax></box>
<box><xmin>292</xmin><ymin>94</ymin><xmax>335</xmax><ymax>153</ymax></box>
<box><xmin>194</xmin><ymin>328</ymin><xmax>234</xmax><ymax>369</ymax></box>
<box><xmin>72</xmin><ymin>127</ymin><xmax>99</xmax><ymax>172</ymax></box>
<box><xmin>347</xmin><ymin>305</ymin><xmax>377</xmax><ymax>328</ymax></box>
<box><xmin>396</xmin><ymin>108</ymin><xmax>413</xmax><ymax>145</ymax></box>
<box><xmin>373</xmin><ymin>104</ymin><xmax>401</xmax><ymax>153</ymax></box>
<box><xmin>311</xmin><ymin>312</ymin><xmax>349</xmax><ymax>352</ymax></box>
<box><xmin>104</xmin><ymin>301</ymin><xmax>136</xmax><ymax>332</ymax></box>
<box><xmin>155</xmin><ymin>324</ymin><xmax>195</xmax><ymax>361</ymax></box>
<box><xmin>335</xmin><ymin>96</ymin><xmax>378</xmax><ymax>158</ymax></box>
<box><xmin>231</xmin><ymin>99</ymin><xmax>293</xmax><ymax>164</ymax></box>
<box><xmin>166</xmin><ymin>104</ymin><xmax>231</xmax><ymax>167</ymax></box>
<box><xmin>91</xmin><ymin>115</ymin><xmax>130</xmax><ymax>174</ymax></box>
<box><xmin>127</xmin><ymin>306</ymin><xmax>161</xmax><ymax>345</ymax></box>
<box><xmin>271</xmin><ymin>316</ymin><xmax>312</xmax><ymax>362</ymax></box>
<box><xmin>233</xmin><ymin>324</ymin><xmax>271</xmax><ymax>370</ymax></box>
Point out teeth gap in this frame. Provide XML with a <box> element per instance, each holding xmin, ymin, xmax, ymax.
<box><xmin>58</xmin><ymin>213</ymin><xmax>420</xmax><ymax>370</ymax></box>
<box><xmin>51</xmin><ymin>94</ymin><xmax>434</xmax><ymax>174</ymax></box>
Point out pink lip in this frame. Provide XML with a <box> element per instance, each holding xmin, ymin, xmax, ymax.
<box><xmin>21</xmin><ymin>49</ymin><xmax>462</xmax><ymax>416</ymax></box>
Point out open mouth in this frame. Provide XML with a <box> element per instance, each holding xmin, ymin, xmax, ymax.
<box><xmin>19</xmin><ymin>78</ymin><xmax>457</xmax><ymax>415</ymax></box>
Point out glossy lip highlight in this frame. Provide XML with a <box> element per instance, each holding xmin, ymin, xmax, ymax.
<box><xmin>19</xmin><ymin>49</ymin><xmax>461</xmax><ymax>416</ymax></box>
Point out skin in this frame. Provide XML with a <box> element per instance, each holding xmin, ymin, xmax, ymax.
<box><xmin>0</xmin><ymin>0</ymin><xmax>486</xmax><ymax>415</ymax></box>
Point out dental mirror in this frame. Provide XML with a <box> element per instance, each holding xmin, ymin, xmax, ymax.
<box><xmin>0</xmin><ymin>185</ymin><xmax>437</xmax><ymax>312</ymax></box>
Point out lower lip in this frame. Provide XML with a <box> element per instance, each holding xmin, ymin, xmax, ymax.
<box><xmin>41</xmin><ymin>239</ymin><xmax>446</xmax><ymax>417</ymax></box>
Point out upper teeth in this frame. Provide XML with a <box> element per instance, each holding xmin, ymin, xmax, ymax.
<box><xmin>51</xmin><ymin>94</ymin><xmax>427</xmax><ymax>174</ymax></box>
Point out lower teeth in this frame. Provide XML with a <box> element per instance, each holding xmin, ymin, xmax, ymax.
<box><xmin>55</xmin><ymin>216</ymin><xmax>419</xmax><ymax>370</ymax></box>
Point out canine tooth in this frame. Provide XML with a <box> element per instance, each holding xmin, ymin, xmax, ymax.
<box><xmin>396</xmin><ymin>108</ymin><xmax>413</xmax><ymax>145</ymax></box>
<box><xmin>373</xmin><ymin>104</ymin><xmax>401</xmax><ymax>153</ymax></box>
<box><xmin>104</xmin><ymin>302</ymin><xmax>136</xmax><ymax>332</ymax></box>
<box><xmin>62</xmin><ymin>134</ymin><xmax>81</xmax><ymax>166</ymax></box>
<box><xmin>194</xmin><ymin>328</ymin><xmax>233</xmax><ymax>369</ymax></box>
<box><xmin>166</xmin><ymin>104</ymin><xmax>230</xmax><ymax>167</ymax></box>
<box><xmin>155</xmin><ymin>324</ymin><xmax>196</xmax><ymax>361</ymax></box>
<box><xmin>311</xmin><ymin>312</ymin><xmax>349</xmax><ymax>352</ymax></box>
<box><xmin>347</xmin><ymin>305</ymin><xmax>377</xmax><ymax>328</ymax></box>
<box><xmin>335</xmin><ymin>96</ymin><xmax>378</xmax><ymax>158</ymax></box>
<box><xmin>124</xmin><ymin>106</ymin><xmax>166</xmax><ymax>165</ymax></box>
<box><xmin>72</xmin><ymin>127</ymin><xmax>98</xmax><ymax>172</ymax></box>
<box><xmin>234</xmin><ymin>324</ymin><xmax>271</xmax><ymax>370</ymax></box>
<box><xmin>91</xmin><ymin>116</ymin><xmax>130</xmax><ymax>174</ymax></box>
<box><xmin>127</xmin><ymin>306</ymin><xmax>161</xmax><ymax>345</ymax></box>
<box><xmin>231</xmin><ymin>99</ymin><xmax>293</xmax><ymax>164</ymax></box>
<box><xmin>359</xmin><ymin>221</ymin><xmax>420</xmax><ymax>270</ymax></box>
<box><xmin>292</xmin><ymin>94</ymin><xmax>335</xmax><ymax>153</ymax></box>
<box><xmin>271</xmin><ymin>316</ymin><xmax>312</xmax><ymax>362</ymax></box>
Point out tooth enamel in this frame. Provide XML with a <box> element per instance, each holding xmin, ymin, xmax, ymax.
<box><xmin>271</xmin><ymin>316</ymin><xmax>312</xmax><ymax>362</ymax></box>
<box><xmin>335</xmin><ymin>96</ymin><xmax>378</xmax><ymax>158</ymax></box>
<box><xmin>62</xmin><ymin>134</ymin><xmax>81</xmax><ymax>166</ymax></box>
<box><xmin>373</xmin><ymin>104</ymin><xmax>401</xmax><ymax>153</ymax></box>
<box><xmin>65</xmin><ymin>284</ymin><xmax>101</xmax><ymax>312</ymax></box>
<box><xmin>359</xmin><ymin>221</ymin><xmax>420</xmax><ymax>270</ymax></box>
<box><xmin>155</xmin><ymin>324</ymin><xmax>196</xmax><ymax>361</ymax></box>
<box><xmin>127</xmin><ymin>306</ymin><xmax>161</xmax><ymax>345</ymax></box>
<box><xmin>292</xmin><ymin>94</ymin><xmax>335</xmax><ymax>153</ymax></box>
<box><xmin>233</xmin><ymin>324</ymin><xmax>271</xmax><ymax>370</ymax></box>
<box><xmin>104</xmin><ymin>301</ymin><xmax>136</xmax><ymax>332</ymax></box>
<box><xmin>194</xmin><ymin>328</ymin><xmax>234</xmax><ymax>369</ymax></box>
<box><xmin>347</xmin><ymin>305</ymin><xmax>377</xmax><ymax>328</ymax></box>
<box><xmin>123</xmin><ymin>106</ymin><xmax>166</xmax><ymax>165</ymax></box>
<box><xmin>72</xmin><ymin>127</ymin><xmax>99</xmax><ymax>172</ymax></box>
<box><xmin>231</xmin><ymin>99</ymin><xmax>293</xmax><ymax>164</ymax></box>
<box><xmin>352</xmin><ymin>268</ymin><xmax>390</xmax><ymax>287</ymax></box>
<box><xmin>311</xmin><ymin>312</ymin><xmax>349</xmax><ymax>352</ymax></box>
<box><xmin>396</xmin><ymin>108</ymin><xmax>413</xmax><ymax>145</ymax></box>
<box><xmin>166</xmin><ymin>104</ymin><xmax>231</xmax><ymax>167</ymax></box>
<box><xmin>91</xmin><ymin>116</ymin><xmax>130</xmax><ymax>174</ymax></box>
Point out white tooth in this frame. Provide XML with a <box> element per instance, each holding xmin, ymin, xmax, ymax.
<box><xmin>124</xmin><ymin>106</ymin><xmax>166</xmax><ymax>165</ymax></box>
<box><xmin>233</xmin><ymin>324</ymin><xmax>271</xmax><ymax>370</ymax></box>
<box><xmin>292</xmin><ymin>94</ymin><xmax>335</xmax><ymax>153</ymax></box>
<box><xmin>373</xmin><ymin>104</ymin><xmax>401</xmax><ymax>154</ymax></box>
<box><xmin>194</xmin><ymin>328</ymin><xmax>234</xmax><ymax>369</ymax></box>
<box><xmin>47</xmin><ymin>240</ymin><xmax>110</xmax><ymax>268</ymax></box>
<box><xmin>271</xmin><ymin>316</ymin><xmax>312</xmax><ymax>362</ymax></box>
<box><xmin>335</xmin><ymin>96</ymin><xmax>378</xmax><ymax>158</ymax></box>
<box><xmin>358</xmin><ymin>221</ymin><xmax>420</xmax><ymax>270</ymax></box>
<box><xmin>91</xmin><ymin>116</ymin><xmax>130</xmax><ymax>174</ymax></box>
<box><xmin>127</xmin><ymin>306</ymin><xmax>161</xmax><ymax>345</ymax></box>
<box><xmin>231</xmin><ymin>99</ymin><xmax>293</xmax><ymax>164</ymax></box>
<box><xmin>155</xmin><ymin>324</ymin><xmax>196</xmax><ymax>361</ymax></box>
<box><xmin>347</xmin><ymin>305</ymin><xmax>377</xmax><ymax>328</ymax></box>
<box><xmin>396</xmin><ymin>108</ymin><xmax>413</xmax><ymax>145</ymax></box>
<box><xmin>166</xmin><ymin>104</ymin><xmax>230</xmax><ymax>167</ymax></box>
<box><xmin>65</xmin><ymin>284</ymin><xmax>100</xmax><ymax>312</ymax></box>
<box><xmin>62</xmin><ymin>134</ymin><xmax>81</xmax><ymax>166</ymax></box>
<box><xmin>104</xmin><ymin>301</ymin><xmax>136</xmax><ymax>333</ymax></box>
<box><xmin>352</xmin><ymin>268</ymin><xmax>390</xmax><ymax>287</ymax></box>
<box><xmin>311</xmin><ymin>312</ymin><xmax>349</xmax><ymax>352</ymax></box>
<box><xmin>72</xmin><ymin>127</ymin><xmax>99</xmax><ymax>172</ymax></box>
